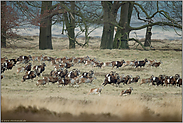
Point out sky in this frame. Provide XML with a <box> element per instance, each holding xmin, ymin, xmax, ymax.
<box><xmin>13</xmin><ymin>23</ymin><xmax>182</xmax><ymax>40</ymax></box>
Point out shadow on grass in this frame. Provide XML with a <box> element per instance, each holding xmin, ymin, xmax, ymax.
<box><xmin>2</xmin><ymin>105</ymin><xmax>181</xmax><ymax>122</ymax></box>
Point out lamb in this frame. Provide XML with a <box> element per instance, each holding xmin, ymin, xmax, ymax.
<box><xmin>84</xmin><ymin>60</ymin><xmax>95</xmax><ymax>67</ymax></box>
<box><xmin>128</xmin><ymin>75</ymin><xmax>140</xmax><ymax>84</ymax></box>
<box><xmin>119</xmin><ymin>87</ymin><xmax>133</xmax><ymax>96</ymax></box>
<box><xmin>78</xmin><ymin>76</ymin><xmax>96</xmax><ymax>84</ymax></box>
<box><xmin>123</xmin><ymin>60</ymin><xmax>137</xmax><ymax>67</ymax></box>
<box><xmin>43</xmin><ymin>76</ymin><xmax>59</xmax><ymax>84</ymax></box>
<box><xmin>55</xmin><ymin>58</ymin><xmax>62</xmax><ymax>64</ymax></box>
<box><xmin>17</xmin><ymin>63</ymin><xmax>32</xmax><ymax>74</ymax></box>
<box><xmin>62</xmin><ymin>76</ymin><xmax>80</xmax><ymax>87</ymax></box>
<box><xmin>1</xmin><ymin>57</ymin><xmax>8</xmax><ymax>64</ymax></box>
<box><xmin>36</xmin><ymin>79</ymin><xmax>47</xmax><ymax>86</ymax></box>
<box><xmin>17</xmin><ymin>55</ymin><xmax>32</xmax><ymax>64</ymax></box>
<box><xmin>146</xmin><ymin>59</ymin><xmax>157</xmax><ymax>67</ymax></box>
<box><xmin>103</xmin><ymin>62</ymin><xmax>113</xmax><ymax>67</ymax></box>
<box><xmin>73</xmin><ymin>57</ymin><xmax>85</xmax><ymax>65</ymax></box>
<box><xmin>140</xmin><ymin>78</ymin><xmax>152</xmax><ymax>85</ymax></box>
<box><xmin>17</xmin><ymin>67</ymin><xmax>26</xmax><ymax>74</ymax></box>
<box><xmin>93</xmin><ymin>61</ymin><xmax>104</xmax><ymax>68</ymax></box>
<box><xmin>32</xmin><ymin>55</ymin><xmax>44</xmax><ymax>64</ymax></box>
<box><xmin>151</xmin><ymin>61</ymin><xmax>162</xmax><ymax>69</ymax></box>
<box><xmin>42</xmin><ymin>55</ymin><xmax>55</xmax><ymax>62</ymax></box>
<box><xmin>51</xmin><ymin>59</ymin><xmax>57</xmax><ymax>66</ymax></box>
<box><xmin>116</xmin><ymin>75</ymin><xmax>131</xmax><ymax>86</ymax></box>
<box><xmin>73</xmin><ymin>58</ymin><xmax>81</xmax><ymax>65</ymax></box>
<box><xmin>87</xmin><ymin>86</ymin><xmax>103</xmax><ymax>96</ymax></box>
<box><xmin>54</xmin><ymin>63</ymin><xmax>66</xmax><ymax>71</ymax></box>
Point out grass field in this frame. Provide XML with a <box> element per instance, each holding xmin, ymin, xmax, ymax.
<box><xmin>1</xmin><ymin>36</ymin><xmax>182</xmax><ymax>122</ymax></box>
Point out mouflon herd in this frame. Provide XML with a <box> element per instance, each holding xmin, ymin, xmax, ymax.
<box><xmin>1</xmin><ymin>54</ymin><xmax>163</xmax><ymax>75</ymax></box>
<box><xmin>1</xmin><ymin>55</ymin><xmax>181</xmax><ymax>96</ymax></box>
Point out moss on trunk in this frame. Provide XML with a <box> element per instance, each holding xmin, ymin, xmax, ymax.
<box><xmin>113</xmin><ymin>2</ymin><xmax>134</xmax><ymax>49</ymax></box>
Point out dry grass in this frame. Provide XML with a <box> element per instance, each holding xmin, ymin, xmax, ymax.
<box><xmin>1</xmin><ymin>36</ymin><xmax>182</xmax><ymax>122</ymax></box>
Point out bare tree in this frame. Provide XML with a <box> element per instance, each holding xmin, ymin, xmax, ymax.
<box><xmin>113</xmin><ymin>1</ymin><xmax>134</xmax><ymax>49</ymax></box>
<box><xmin>9</xmin><ymin>1</ymin><xmax>66</xmax><ymax>50</ymax></box>
<box><xmin>135</xmin><ymin>1</ymin><xmax>182</xmax><ymax>47</ymax></box>
<box><xmin>1</xmin><ymin>1</ymin><xmax>26</xmax><ymax>48</ymax></box>
<box><xmin>101</xmin><ymin>1</ymin><xmax>182</xmax><ymax>50</ymax></box>
<box><xmin>39</xmin><ymin>1</ymin><xmax>53</xmax><ymax>50</ymax></box>
<box><xmin>3</xmin><ymin>1</ymin><xmax>102</xmax><ymax>49</ymax></box>
<box><xmin>132</xmin><ymin>1</ymin><xmax>182</xmax><ymax>49</ymax></box>
<box><xmin>62</xmin><ymin>1</ymin><xmax>76</xmax><ymax>49</ymax></box>
<box><xmin>100</xmin><ymin>1</ymin><xmax>120</xmax><ymax>49</ymax></box>
<box><xmin>61</xmin><ymin>1</ymin><xmax>102</xmax><ymax>48</ymax></box>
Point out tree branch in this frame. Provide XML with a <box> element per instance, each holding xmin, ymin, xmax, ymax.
<box><xmin>26</xmin><ymin>1</ymin><xmax>41</xmax><ymax>8</ymax></box>
<box><xmin>130</xmin><ymin>21</ymin><xmax>182</xmax><ymax>31</ymax></box>
<box><xmin>129</xmin><ymin>38</ymin><xmax>148</xmax><ymax>50</ymax></box>
<box><xmin>134</xmin><ymin>2</ymin><xmax>150</xmax><ymax>18</ymax></box>
<box><xmin>133</xmin><ymin>6</ymin><xmax>147</xmax><ymax>22</ymax></box>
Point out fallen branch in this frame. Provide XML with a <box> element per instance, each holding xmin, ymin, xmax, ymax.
<box><xmin>129</xmin><ymin>38</ymin><xmax>148</xmax><ymax>50</ymax></box>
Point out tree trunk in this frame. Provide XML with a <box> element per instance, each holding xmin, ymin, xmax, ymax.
<box><xmin>113</xmin><ymin>2</ymin><xmax>134</xmax><ymax>49</ymax></box>
<box><xmin>39</xmin><ymin>1</ymin><xmax>53</xmax><ymax>50</ymax></box>
<box><xmin>84</xmin><ymin>25</ymin><xmax>89</xmax><ymax>47</ymax></box>
<box><xmin>144</xmin><ymin>24</ymin><xmax>152</xmax><ymax>47</ymax></box>
<box><xmin>64</xmin><ymin>1</ymin><xmax>75</xmax><ymax>49</ymax></box>
<box><xmin>1</xmin><ymin>1</ymin><xmax>6</xmax><ymax>48</ymax></box>
<box><xmin>100</xmin><ymin>1</ymin><xmax>118</xmax><ymax>49</ymax></box>
<box><xmin>68</xmin><ymin>26</ymin><xmax>75</xmax><ymax>49</ymax></box>
<box><xmin>100</xmin><ymin>22</ymin><xmax>114</xmax><ymax>49</ymax></box>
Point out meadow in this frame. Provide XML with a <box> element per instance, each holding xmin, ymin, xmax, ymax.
<box><xmin>1</xmin><ymin>36</ymin><xmax>182</xmax><ymax>122</ymax></box>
